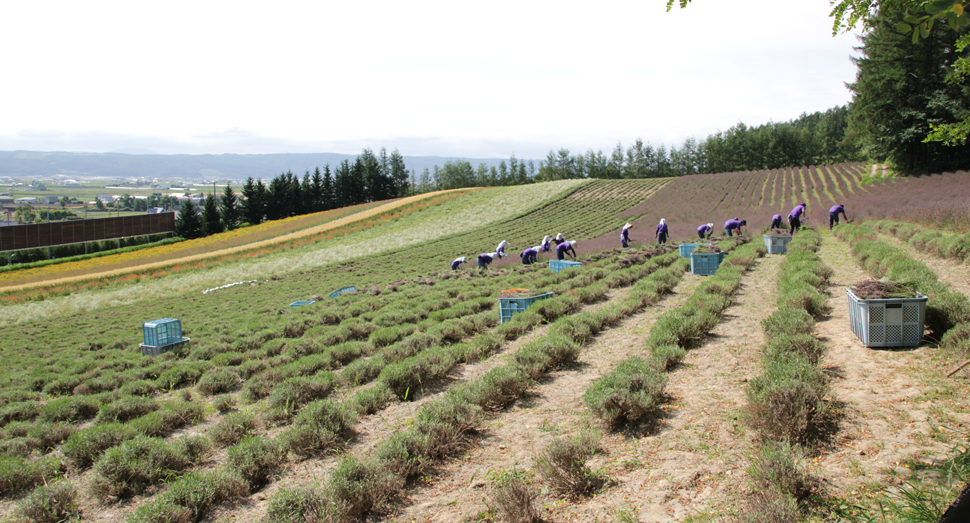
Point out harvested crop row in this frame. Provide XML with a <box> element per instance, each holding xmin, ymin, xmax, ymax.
<box><xmin>743</xmin><ymin>229</ymin><xmax>833</xmax><ymax>519</ymax></box>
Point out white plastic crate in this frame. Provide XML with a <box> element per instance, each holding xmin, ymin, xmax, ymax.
<box><xmin>846</xmin><ymin>288</ymin><xmax>927</xmax><ymax>348</ymax></box>
<box><xmin>763</xmin><ymin>234</ymin><xmax>794</xmax><ymax>255</ymax></box>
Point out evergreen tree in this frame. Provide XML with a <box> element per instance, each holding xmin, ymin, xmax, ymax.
<box><xmin>202</xmin><ymin>194</ymin><xmax>223</xmax><ymax>236</ymax></box>
<box><xmin>175</xmin><ymin>199</ymin><xmax>203</xmax><ymax>239</ymax></box>
<box><xmin>847</xmin><ymin>2</ymin><xmax>970</xmax><ymax>173</ymax></box>
<box><xmin>389</xmin><ymin>149</ymin><xmax>410</xmax><ymax>196</ymax></box>
<box><xmin>219</xmin><ymin>184</ymin><xmax>240</xmax><ymax>230</ymax></box>
<box><xmin>321</xmin><ymin>164</ymin><xmax>335</xmax><ymax>210</ymax></box>
<box><xmin>310</xmin><ymin>167</ymin><xmax>324</xmax><ymax>212</ymax></box>
<box><xmin>241</xmin><ymin>177</ymin><xmax>264</xmax><ymax>225</ymax></box>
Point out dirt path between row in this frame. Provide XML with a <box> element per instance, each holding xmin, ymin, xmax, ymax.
<box><xmin>812</xmin><ymin>233</ymin><xmax>970</xmax><ymax>504</ymax></box>
<box><xmin>393</xmin><ymin>252</ymin><xmax>783</xmax><ymax>522</ymax></box>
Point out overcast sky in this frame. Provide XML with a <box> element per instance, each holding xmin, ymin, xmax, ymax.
<box><xmin>0</xmin><ymin>1</ymin><xmax>860</xmax><ymax>159</ymax></box>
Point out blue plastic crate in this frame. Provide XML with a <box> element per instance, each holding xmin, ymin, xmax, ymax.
<box><xmin>142</xmin><ymin>318</ymin><xmax>183</xmax><ymax>348</ymax></box>
<box><xmin>329</xmin><ymin>286</ymin><xmax>357</xmax><ymax>299</ymax></box>
<box><xmin>290</xmin><ymin>300</ymin><xmax>316</xmax><ymax>308</ymax></box>
<box><xmin>679</xmin><ymin>243</ymin><xmax>711</xmax><ymax>258</ymax></box>
<box><xmin>690</xmin><ymin>252</ymin><xmax>724</xmax><ymax>276</ymax></box>
<box><xmin>499</xmin><ymin>292</ymin><xmax>554</xmax><ymax>324</ymax></box>
<box><xmin>549</xmin><ymin>260</ymin><xmax>582</xmax><ymax>273</ymax></box>
<box><xmin>763</xmin><ymin>235</ymin><xmax>794</xmax><ymax>255</ymax></box>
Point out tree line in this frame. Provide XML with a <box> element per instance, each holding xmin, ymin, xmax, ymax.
<box><xmin>175</xmin><ymin>147</ymin><xmax>411</xmax><ymax>240</ymax></box>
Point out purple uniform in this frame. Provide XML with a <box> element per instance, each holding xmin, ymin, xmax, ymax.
<box><xmin>789</xmin><ymin>203</ymin><xmax>806</xmax><ymax>234</ymax></box>
<box><xmin>697</xmin><ymin>223</ymin><xmax>713</xmax><ymax>239</ymax></box>
<box><xmin>829</xmin><ymin>205</ymin><xmax>846</xmax><ymax>229</ymax></box>
<box><xmin>541</xmin><ymin>235</ymin><xmax>551</xmax><ymax>252</ymax></box>
<box><xmin>789</xmin><ymin>205</ymin><xmax>805</xmax><ymax>220</ymax></box>
<box><xmin>477</xmin><ymin>252</ymin><xmax>496</xmax><ymax>269</ymax></box>
<box><xmin>724</xmin><ymin>219</ymin><xmax>745</xmax><ymax>237</ymax></box>
<box><xmin>497</xmin><ymin>240</ymin><xmax>508</xmax><ymax>257</ymax></box>
<box><xmin>521</xmin><ymin>247</ymin><xmax>538</xmax><ymax>265</ymax></box>
<box><xmin>556</xmin><ymin>241</ymin><xmax>576</xmax><ymax>260</ymax></box>
<box><xmin>770</xmin><ymin>214</ymin><xmax>782</xmax><ymax>229</ymax></box>
<box><xmin>621</xmin><ymin>224</ymin><xmax>631</xmax><ymax>247</ymax></box>
<box><xmin>451</xmin><ymin>257</ymin><xmax>465</xmax><ymax>270</ymax></box>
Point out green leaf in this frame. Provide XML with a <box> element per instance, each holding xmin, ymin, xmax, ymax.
<box><xmin>950</xmin><ymin>14</ymin><xmax>960</xmax><ymax>29</ymax></box>
<box><xmin>903</xmin><ymin>14</ymin><xmax>922</xmax><ymax>24</ymax></box>
<box><xmin>896</xmin><ymin>22</ymin><xmax>914</xmax><ymax>32</ymax></box>
<box><xmin>913</xmin><ymin>28</ymin><xmax>921</xmax><ymax>43</ymax></box>
<box><xmin>928</xmin><ymin>17</ymin><xmax>936</xmax><ymax>31</ymax></box>
<box><xmin>920</xmin><ymin>23</ymin><xmax>930</xmax><ymax>38</ymax></box>
<box><xmin>926</xmin><ymin>0</ymin><xmax>956</xmax><ymax>15</ymax></box>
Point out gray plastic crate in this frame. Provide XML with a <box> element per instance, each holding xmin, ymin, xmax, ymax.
<box><xmin>679</xmin><ymin>243</ymin><xmax>711</xmax><ymax>258</ymax></box>
<box><xmin>763</xmin><ymin>234</ymin><xmax>794</xmax><ymax>255</ymax></box>
<box><xmin>690</xmin><ymin>252</ymin><xmax>724</xmax><ymax>276</ymax></box>
<box><xmin>846</xmin><ymin>288</ymin><xmax>927</xmax><ymax>347</ymax></box>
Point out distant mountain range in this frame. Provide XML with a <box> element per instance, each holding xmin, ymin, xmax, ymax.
<box><xmin>0</xmin><ymin>150</ymin><xmax>521</xmax><ymax>181</ymax></box>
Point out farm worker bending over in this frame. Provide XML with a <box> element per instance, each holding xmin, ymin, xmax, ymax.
<box><xmin>521</xmin><ymin>247</ymin><xmax>539</xmax><ymax>265</ymax></box>
<box><xmin>724</xmin><ymin>218</ymin><xmax>746</xmax><ymax>237</ymax></box>
<box><xmin>556</xmin><ymin>241</ymin><xmax>577</xmax><ymax>260</ymax></box>
<box><xmin>829</xmin><ymin>204</ymin><xmax>848</xmax><ymax>230</ymax></box>
<box><xmin>496</xmin><ymin>240</ymin><xmax>509</xmax><ymax>258</ymax></box>
<box><xmin>770</xmin><ymin>214</ymin><xmax>783</xmax><ymax>229</ymax></box>
<box><xmin>553</xmin><ymin>233</ymin><xmax>566</xmax><ymax>245</ymax></box>
<box><xmin>788</xmin><ymin>203</ymin><xmax>807</xmax><ymax>235</ymax></box>
<box><xmin>697</xmin><ymin>223</ymin><xmax>713</xmax><ymax>239</ymax></box>
<box><xmin>621</xmin><ymin>223</ymin><xmax>632</xmax><ymax>248</ymax></box>
<box><xmin>477</xmin><ymin>252</ymin><xmax>497</xmax><ymax>269</ymax></box>
<box><xmin>541</xmin><ymin>235</ymin><xmax>552</xmax><ymax>252</ymax></box>
<box><xmin>656</xmin><ymin>219</ymin><xmax>668</xmax><ymax>245</ymax></box>
<box><xmin>451</xmin><ymin>256</ymin><xmax>466</xmax><ymax>271</ymax></box>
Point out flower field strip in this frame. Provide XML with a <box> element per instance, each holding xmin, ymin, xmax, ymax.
<box><xmin>0</xmin><ymin>191</ymin><xmax>472</xmax><ymax>295</ymax></box>
<box><xmin>0</xmin><ymin>181</ymin><xmax>584</xmax><ymax>325</ymax></box>
<box><xmin>582</xmin><ymin>237</ymin><xmax>764</xmax><ymax>426</ymax></box>
<box><xmin>872</xmin><ymin>220</ymin><xmax>970</xmax><ymax>266</ymax></box>
<box><xmin>832</xmin><ymin>223</ymin><xmax>970</xmax><ymax>342</ymax></box>
<box><xmin>743</xmin><ymin>229</ymin><xmax>832</xmax><ymax>517</ymax></box>
<box><xmin>106</xmin><ymin>247</ymin><xmax>678</xmax><ymax>521</ymax></box>
<box><xmin>0</xmin><ymin>248</ymin><xmax>650</xmax><ymax>511</ymax></box>
<box><xmin>259</xmin><ymin>250</ymin><xmax>690</xmax><ymax>521</ymax></box>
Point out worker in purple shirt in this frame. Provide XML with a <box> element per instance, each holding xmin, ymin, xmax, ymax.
<box><xmin>521</xmin><ymin>247</ymin><xmax>539</xmax><ymax>265</ymax></box>
<box><xmin>655</xmin><ymin>219</ymin><xmax>668</xmax><ymax>245</ymax></box>
<box><xmin>541</xmin><ymin>235</ymin><xmax>552</xmax><ymax>252</ymax></box>
<box><xmin>829</xmin><ymin>204</ymin><xmax>848</xmax><ymax>229</ymax></box>
<box><xmin>724</xmin><ymin>218</ymin><xmax>746</xmax><ymax>237</ymax></box>
<box><xmin>553</xmin><ymin>233</ymin><xmax>566</xmax><ymax>245</ymax></box>
<box><xmin>477</xmin><ymin>252</ymin><xmax>497</xmax><ymax>269</ymax></box>
<box><xmin>770</xmin><ymin>214</ymin><xmax>783</xmax><ymax>229</ymax></box>
<box><xmin>556</xmin><ymin>240</ymin><xmax>577</xmax><ymax>260</ymax></box>
<box><xmin>621</xmin><ymin>222</ymin><xmax>632</xmax><ymax>248</ymax></box>
<box><xmin>451</xmin><ymin>256</ymin><xmax>466</xmax><ymax>270</ymax></box>
<box><xmin>496</xmin><ymin>240</ymin><xmax>509</xmax><ymax>258</ymax></box>
<box><xmin>697</xmin><ymin>223</ymin><xmax>713</xmax><ymax>239</ymax></box>
<box><xmin>788</xmin><ymin>203</ymin><xmax>807</xmax><ymax>235</ymax></box>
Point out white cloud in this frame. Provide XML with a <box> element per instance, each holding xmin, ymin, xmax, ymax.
<box><xmin>0</xmin><ymin>0</ymin><xmax>860</xmax><ymax>158</ymax></box>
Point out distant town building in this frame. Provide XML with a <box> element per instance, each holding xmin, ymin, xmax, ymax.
<box><xmin>14</xmin><ymin>197</ymin><xmax>40</xmax><ymax>205</ymax></box>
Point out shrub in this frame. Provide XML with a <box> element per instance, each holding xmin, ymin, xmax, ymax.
<box><xmin>583</xmin><ymin>357</ymin><xmax>666</xmax><ymax>426</ymax></box>
<box><xmin>128</xmin><ymin>470</ymin><xmax>248</xmax><ymax>523</ymax></box>
<box><xmin>39</xmin><ymin>395</ymin><xmax>100</xmax><ymax>423</ymax></box>
<box><xmin>339</xmin><ymin>357</ymin><xmax>385</xmax><ymax>387</ymax></box>
<box><xmin>266</xmin><ymin>374</ymin><xmax>337</xmax><ymax>418</ymax></box>
<box><xmin>226</xmin><ymin>436</ymin><xmax>284</xmax><ymax>491</ymax></box>
<box><xmin>281</xmin><ymin>400</ymin><xmax>356</xmax><ymax>459</ymax></box>
<box><xmin>765</xmin><ymin>333</ymin><xmax>825</xmax><ymax>365</ymax></box>
<box><xmin>0</xmin><ymin>401</ymin><xmax>40</xmax><ymax>426</ymax></box>
<box><xmin>154</xmin><ymin>363</ymin><xmax>208</xmax><ymax>391</ymax></box>
<box><xmin>412</xmin><ymin>397</ymin><xmax>483</xmax><ymax>460</ymax></box>
<box><xmin>0</xmin><ymin>455</ymin><xmax>66</xmax><ymax>495</ymax></box>
<box><xmin>63</xmin><ymin>422</ymin><xmax>140</xmax><ymax>469</ymax></box>
<box><xmin>28</xmin><ymin>421</ymin><xmax>76</xmax><ymax>451</ymax></box>
<box><xmin>651</xmin><ymin>343</ymin><xmax>687</xmax><ymax>370</ymax></box>
<box><xmin>243</xmin><ymin>370</ymin><xmax>284</xmax><ymax>401</ymax></box>
<box><xmin>746</xmin><ymin>353</ymin><xmax>827</xmax><ymax>442</ymax></box>
<box><xmin>374</xmin><ymin>430</ymin><xmax>433</xmax><ymax>479</ymax></box>
<box><xmin>95</xmin><ymin>396</ymin><xmax>160</xmax><ymax>424</ymax></box>
<box><xmin>15</xmin><ymin>481</ymin><xmax>79</xmax><ymax>523</ymax></box>
<box><xmin>329</xmin><ymin>341</ymin><xmax>367</xmax><ymax>364</ymax></box>
<box><xmin>89</xmin><ymin>435</ymin><xmax>208</xmax><ymax>502</ymax></box>
<box><xmin>267</xmin><ymin>484</ymin><xmax>327</xmax><ymax>523</ymax></box>
<box><xmin>451</xmin><ymin>366</ymin><xmax>533</xmax><ymax>411</ymax></box>
<box><xmin>748</xmin><ymin>441</ymin><xmax>815</xmax><ymax>501</ymax></box>
<box><xmin>197</xmin><ymin>369</ymin><xmax>242</xmax><ymax>396</ymax></box>
<box><xmin>129</xmin><ymin>401</ymin><xmax>205</xmax><ymax>437</ymax></box>
<box><xmin>487</xmin><ymin>467</ymin><xmax>540</xmax><ymax>523</ymax></box>
<box><xmin>210</xmin><ymin>411</ymin><xmax>259</xmax><ymax>447</ymax></box>
<box><xmin>349</xmin><ymin>383</ymin><xmax>394</xmax><ymax>416</ymax></box>
<box><xmin>119</xmin><ymin>379</ymin><xmax>158</xmax><ymax>396</ymax></box>
<box><xmin>324</xmin><ymin>455</ymin><xmax>403</xmax><ymax>520</ymax></box>
<box><xmin>379</xmin><ymin>348</ymin><xmax>457</xmax><ymax>400</ymax></box>
<box><xmin>535</xmin><ymin>430</ymin><xmax>604</xmax><ymax>495</ymax></box>
<box><xmin>213</xmin><ymin>394</ymin><xmax>237</xmax><ymax>413</ymax></box>
<box><xmin>761</xmin><ymin>308</ymin><xmax>815</xmax><ymax>338</ymax></box>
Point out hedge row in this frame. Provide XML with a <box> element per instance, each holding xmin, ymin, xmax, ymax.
<box><xmin>743</xmin><ymin>229</ymin><xmax>831</xmax><ymax>520</ymax></box>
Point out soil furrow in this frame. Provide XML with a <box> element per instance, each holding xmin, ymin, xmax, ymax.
<box><xmin>812</xmin><ymin>233</ymin><xmax>970</xmax><ymax>502</ymax></box>
<box><xmin>387</xmin><ymin>270</ymin><xmax>705</xmax><ymax>523</ymax></box>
